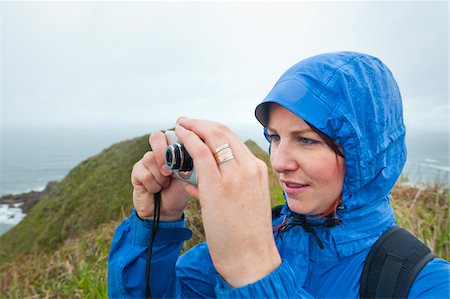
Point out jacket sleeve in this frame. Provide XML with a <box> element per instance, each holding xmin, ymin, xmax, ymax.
<box><xmin>214</xmin><ymin>259</ymin><xmax>315</xmax><ymax>299</ymax></box>
<box><xmin>408</xmin><ymin>257</ymin><xmax>450</xmax><ymax>299</ymax></box>
<box><xmin>108</xmin><ymin>209</ymin><xmax>192</xmax><ymax>298</ymax></box>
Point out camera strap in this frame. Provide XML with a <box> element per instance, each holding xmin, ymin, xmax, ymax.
<box><xmin>145</xmin><ymin>191</ymin><xmax>161</xmax><ymax>299</ymax></box>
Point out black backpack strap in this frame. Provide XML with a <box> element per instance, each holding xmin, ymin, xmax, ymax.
<box><xmin>360</xmin><ymin>225</ymin><xmax>435</xmax><ymax>299</ymax></box>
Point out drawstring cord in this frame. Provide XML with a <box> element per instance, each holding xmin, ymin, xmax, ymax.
<box><xmin>273</xmin><ymin>212</ymin><xmax>341</xmax><ymax>249</ymax></box>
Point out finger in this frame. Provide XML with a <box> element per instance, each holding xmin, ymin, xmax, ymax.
<box><xmin>177</xmin><ymin>117</ymin><xmax>229</xmax><ymax>151</ymax></box>
<box><xmin>176</xmin><ymin>117</ymin><xmax>247</xmax><ymax>166</ymax></box>
<box><xmin>174</xmin><ymin>124</ymin><xmax>221</xmax><ymax>183</ymax></box>
<box><xmin>221</xmin><ymin>129</ymin><xmax>256</xmax><ymax>167</ymax></box>
<box><xmin>131</xmin><ymin>162</ymin><xmax>163</xmax><ymax>194</ymax></box>
<box><xmin>141</xmin><ymin>151</ymin><xmax>170</xmax><ymax>188</ymax></box>
<box><xmin>149</xmin><ymin>131</ymin><xmax>172</xmax><ymax>176</ymax></box>
<box><xmin>133</xmin><ymin>183</ymin><xmax>150</xmax><ymax>198</ymax></box>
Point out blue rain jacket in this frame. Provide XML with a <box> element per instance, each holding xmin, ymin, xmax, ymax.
<box><xmin>108</xmin><ymin>52</ymin><xmax>449</xmax><ymax>298</ymax></box>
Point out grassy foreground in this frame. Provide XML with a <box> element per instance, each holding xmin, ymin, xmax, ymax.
<box><xmin>0</xmin><ymin>135</ymin><xmax>448</xmax><ymax>298</ymax></box>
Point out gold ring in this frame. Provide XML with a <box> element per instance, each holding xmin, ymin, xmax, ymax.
<box><xmin>215</xmin><ymin>143</ymin><xmax>230</xmax><ymax>154</ymax></box>
<box><xmin>213</xmin><ymin>144</ymin><xmax>234</xmax><ymax>165</ymax></box>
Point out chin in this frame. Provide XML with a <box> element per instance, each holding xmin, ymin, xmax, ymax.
<box><xmin>286</xmin><ymin>199</ymin><xmax>317</xmax><ymax>215</ymax></box>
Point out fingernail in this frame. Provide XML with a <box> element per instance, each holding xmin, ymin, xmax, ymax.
<box><xmin>176</xmin><ymin>116</ymin><xmax>188</xmax><ymax>125</ymax></box>
<box><xmin>161</xmin><ymin>164</ymin><xmax>172</xmax><ymax>175</ymax></box>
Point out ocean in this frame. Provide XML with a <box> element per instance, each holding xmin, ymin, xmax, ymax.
<box><xmin>0</xmin><ymin>124</ymin><xmax>448</xmax><ymax>235</ymax></box>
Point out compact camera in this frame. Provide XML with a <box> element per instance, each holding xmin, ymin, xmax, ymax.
<box><xmin>164</xmin><ymin>131</ymin><xmax>198</xmax><ymax>185</ymax></box>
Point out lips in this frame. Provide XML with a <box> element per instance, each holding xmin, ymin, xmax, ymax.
<box><xmin>285</xmin><ymin>182</ymin><xmax>308</xmax><ymax>187</ymax></box>
<box><xmin>280</xmin><ymin>179</ymin><xmax>310</xmax><ymax>195</ymax></box>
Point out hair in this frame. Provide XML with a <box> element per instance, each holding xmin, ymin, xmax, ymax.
<box><xmin>306</xmin><ymin>121</ymin><xmax>344</xmax><ymax>158</ymax></box>
<box><xmin>305</xmin><ymin>121</ymin><xmax>344</xmax><ymax>217</ymax></box>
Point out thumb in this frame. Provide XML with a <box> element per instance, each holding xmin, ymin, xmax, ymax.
<box><xmin>184</xmin><ymin>184</ymin><xmax>200</xmax><ymax>199</ymax></box>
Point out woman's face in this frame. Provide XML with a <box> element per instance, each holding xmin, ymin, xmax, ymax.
<box><xmin>267</xmin><ymin>103</ymin><xmax>345</xmax><ymax>215</ymax></box>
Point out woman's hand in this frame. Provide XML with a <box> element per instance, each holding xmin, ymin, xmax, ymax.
<box><xmin>131</xmin><ymin>131</ymin><xmax>190</xmax><ymax>221</ymax></box>
<box><xmin>175</xmin><ymin>117</ymin><xmax>282</xmax><ymax>288</ymax></box>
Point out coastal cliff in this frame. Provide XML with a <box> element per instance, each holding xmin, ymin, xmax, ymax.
<box><xmin>0</xmin><ymin>181</ymin><xmax>58</xmax><ymax>213</ymax></box>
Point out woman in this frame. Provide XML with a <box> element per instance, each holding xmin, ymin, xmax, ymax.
<box><xmin>108</xmin><ymin>51</ymin><xmax>449</xmax><ymax>298</ymax></box>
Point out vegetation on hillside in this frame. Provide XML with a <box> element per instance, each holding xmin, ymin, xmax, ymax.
<box><xmin>0</xmin><ymin>135</ymin><xmax>448</xmax><ymax>298</ymax></box>
<box><xmin>0</xmin><ymin>135</ymin><xmax>149</xmax><ymax>259</ymax></box>
<box><xmin>391</xmin><ymin>182</ymin><xmax>449</xmax><ymax>257</ymax></box>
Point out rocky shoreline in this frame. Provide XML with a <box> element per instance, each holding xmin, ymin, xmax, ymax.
<box><xmin>0</xmin><ymin>181</ymin><xmax>58</xmax><ymax>213</ymax></box>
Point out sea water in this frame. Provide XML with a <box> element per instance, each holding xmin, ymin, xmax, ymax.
<box><xmin>0</xmin><ymin>124</ymin><xmax>448</xmax><ymax>235</ymax></box>
<box><xmin>0</xmin><ymin>203</ymin><xmax>26</xmax><ymax>235</ymax></box>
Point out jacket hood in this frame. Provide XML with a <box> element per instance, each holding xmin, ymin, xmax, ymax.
<box><xmin>255</xmin><ymin>51</ymin><xmax>406</xmax><ymax>257</ymax></box>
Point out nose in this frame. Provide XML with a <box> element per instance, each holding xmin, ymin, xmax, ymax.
<box><xmin>270</xmin><ymin>141</ymin><xmax>299</xmax><ymax>173</ymax></box>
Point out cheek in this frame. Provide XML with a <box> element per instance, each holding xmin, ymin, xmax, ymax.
<box><xmin>307</xmin><ymin>154</ymin><xmax>343</xmax><ymax>184</ymax></box>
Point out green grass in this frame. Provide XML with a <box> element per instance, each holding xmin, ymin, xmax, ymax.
<box><xmin>0</xmin><ymin>221</ymin><xmax>115</xmax><ymax>298</ymax></box>
<box><xmin>0</xmin><ymin>136</ymin><xmax>149</xmax><ymax>260</ymax></box>
<box><xmin>391</xmin><ymin>182</ymin><xmax>449</xmax><ymax>259</ymax></box>
<box><xmin>0</xmin><ymin>135</ymin><xmax>448</xmax><ymax>298</ymax></box>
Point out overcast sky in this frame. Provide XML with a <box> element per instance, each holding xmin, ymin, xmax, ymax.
<box><xmin>1</xmin><ymin>1</ymin><xmax>448</xmax><ymax>134</ymax></box>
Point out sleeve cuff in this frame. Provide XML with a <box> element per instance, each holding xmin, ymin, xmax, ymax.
<box><xmin>131</xmin><ymin>209</ymin><xmax>192</xmax><ymax>246</ymax></box>
<box><xmin>215</xmin><ymin>259</ymin><xmax>302</xmax><ymax>298</ymax></box>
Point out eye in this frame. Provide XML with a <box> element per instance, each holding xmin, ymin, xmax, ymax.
<box><xmin>298</xmin><ymin>137</ymin><xmax>318</xmax><ymax>146</ymax></box>
<box><xmin>268</xmin><ymin>134</ymin><xmax>280</xmax><ymax>143</ymax></box>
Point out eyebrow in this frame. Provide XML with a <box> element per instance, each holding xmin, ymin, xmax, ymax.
<box><xmin>266</xmin><ymin>126</ymin><xmax>315</xmax><ymax>135</ymax></box>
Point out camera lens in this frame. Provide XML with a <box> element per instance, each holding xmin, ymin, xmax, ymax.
<box><xmin>165</xmin><ymin>148</ymin><xmax>174</xmax><ymax>167</ymax></box>
<box><xmin>165</xmin><ymin>143</ymin><xmax>193</xmax><ymax>171</ymax></box>
<box><xmin>165</xmin><ymin>145</ymin><xmax>179</xmax><ymax>169</ymax></box>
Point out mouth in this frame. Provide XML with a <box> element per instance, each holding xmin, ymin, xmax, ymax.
<box><xmin>280</xmin><ymin>179</ymin><xmax>310</xmax><ymax>195</ymax></box>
